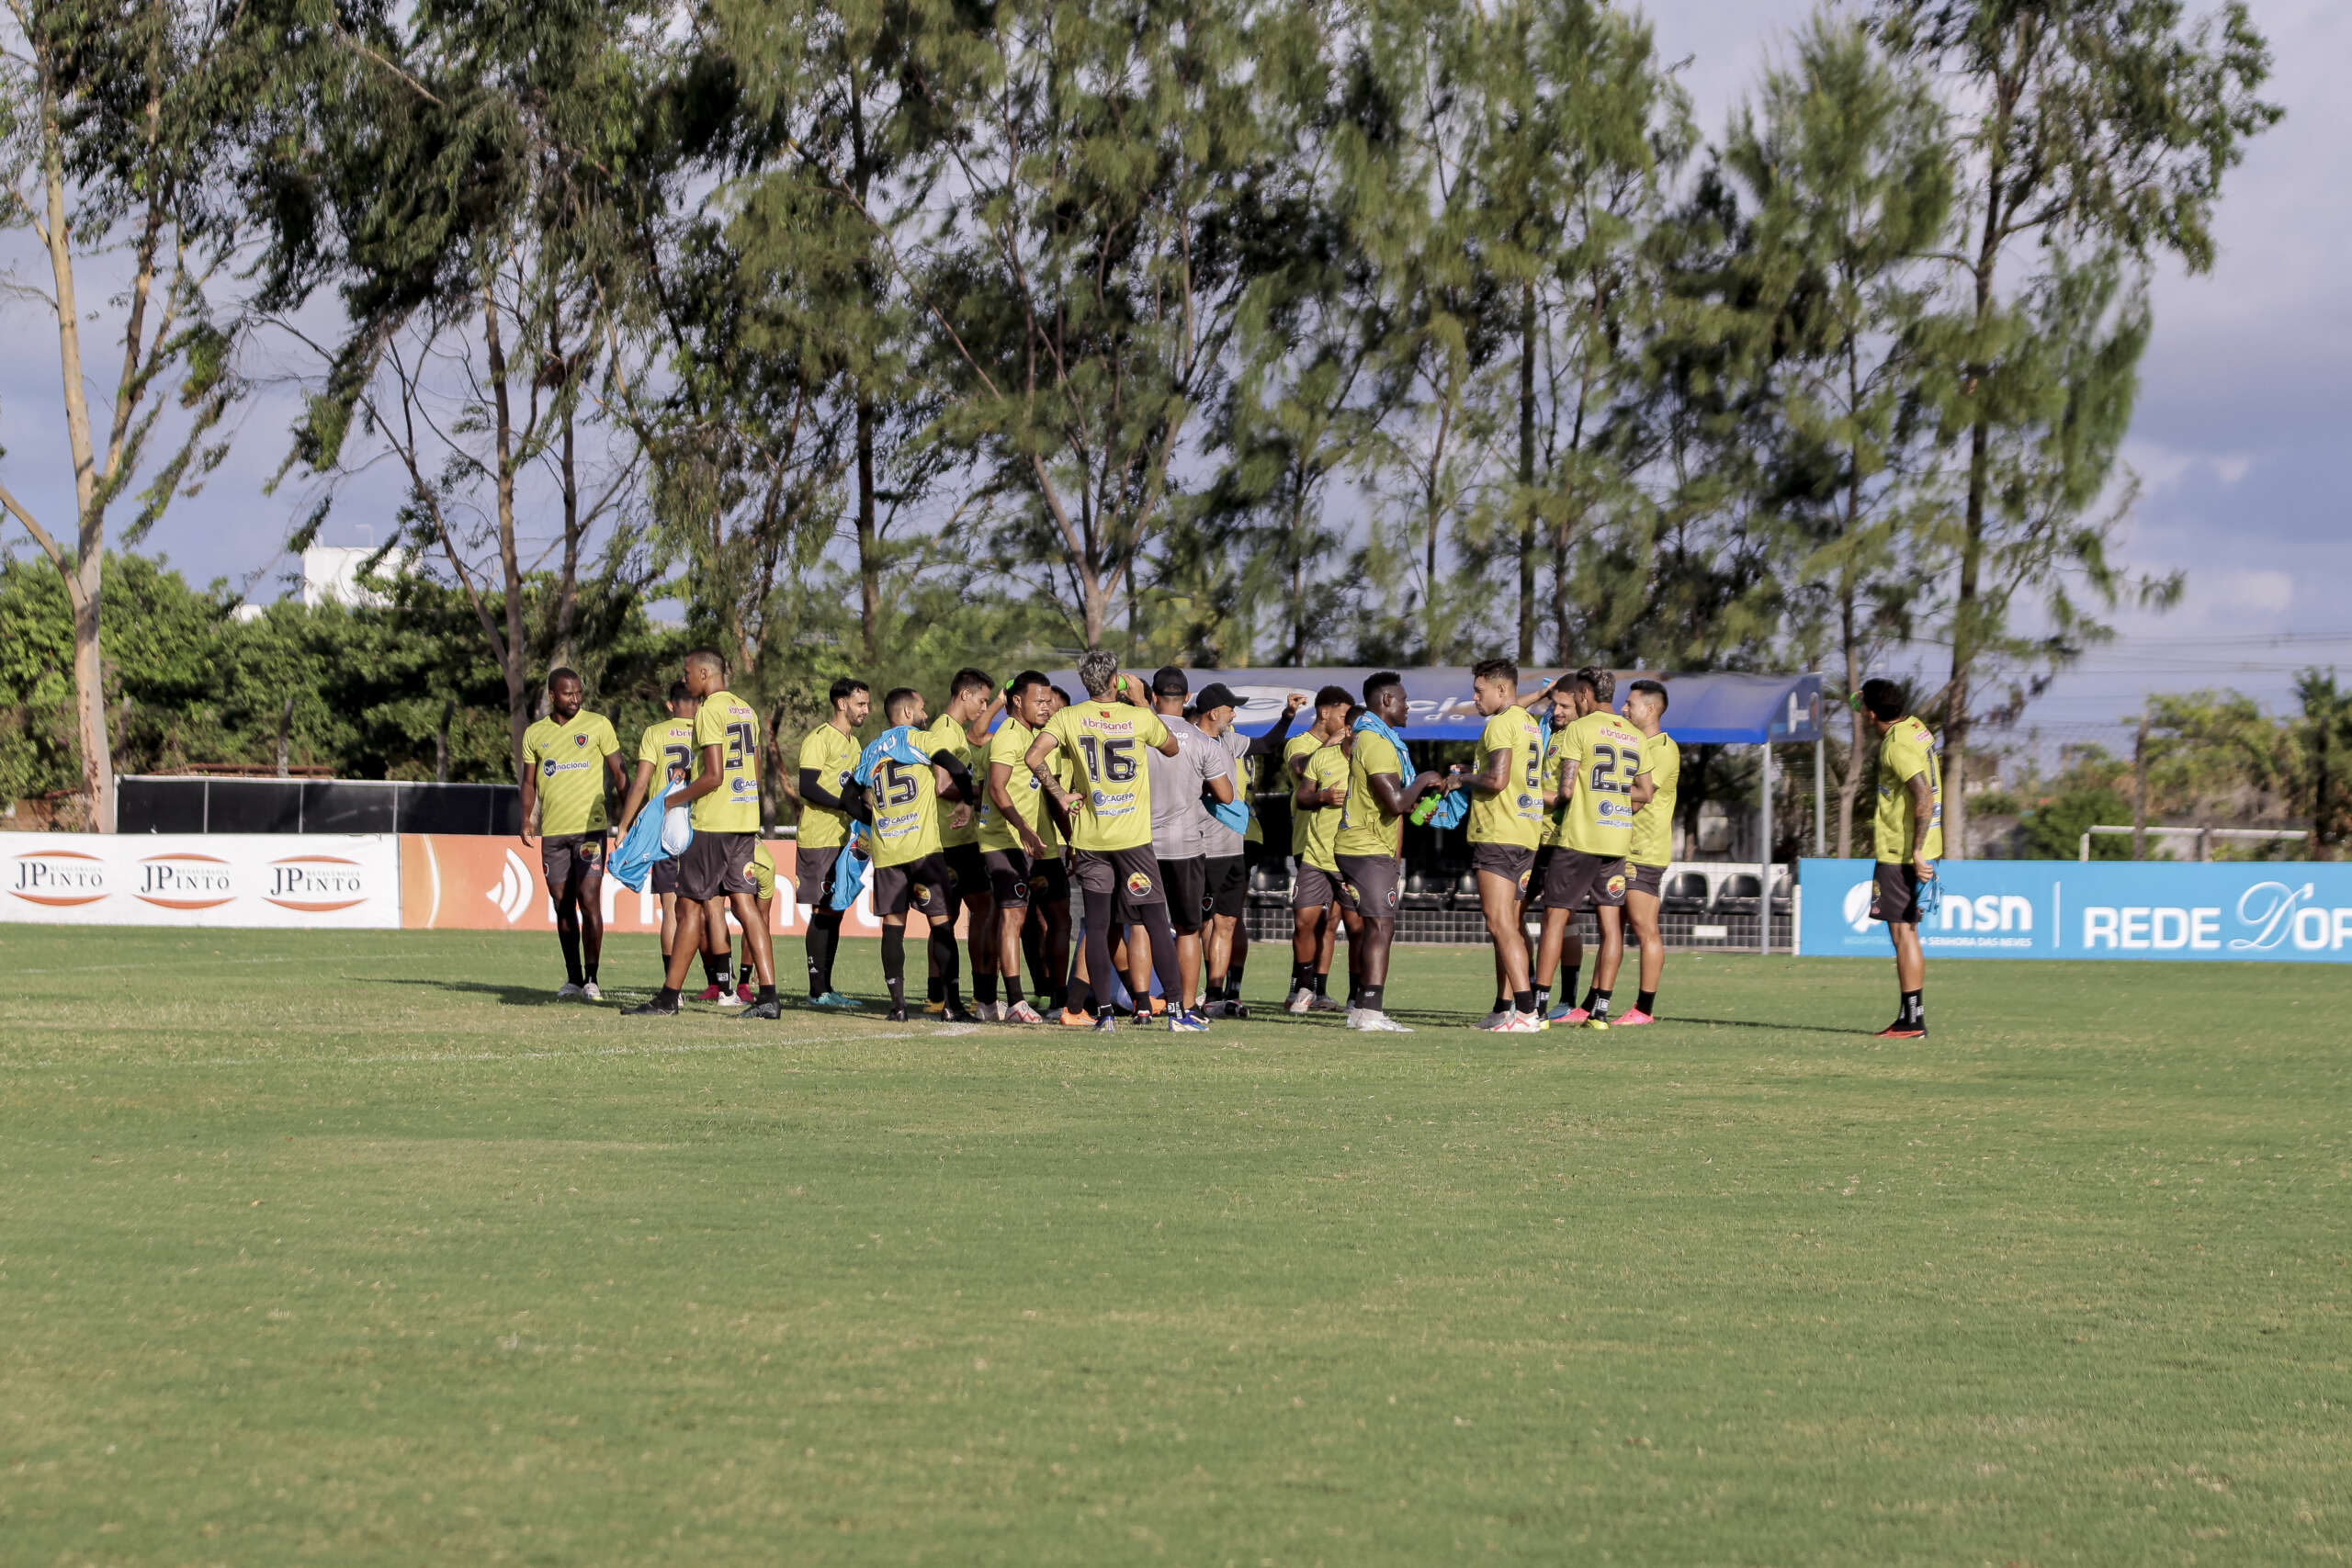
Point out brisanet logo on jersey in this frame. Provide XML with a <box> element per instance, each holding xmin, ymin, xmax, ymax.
<box><xmin>9</xmin><ymin>849</ymin><xmax>109</xmax><ymax>907</ymax></box>
<box><xmin>2081</xmin><ymin>879</ymin><xmax>2352</xmax><ymax>955</ymax></box>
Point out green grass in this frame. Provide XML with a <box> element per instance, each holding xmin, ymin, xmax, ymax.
<box><xmin>2</xmin><ymin>928</ymin><xmax>2346</xmax><ymax>1566</ymax></box>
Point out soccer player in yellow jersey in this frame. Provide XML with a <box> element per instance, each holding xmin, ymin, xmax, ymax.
<box><xmin>519</xmin><ymin>668</ymin><xmax>625</xmax><ymax>1000</ymax></box>
<box><xmin>1862</xmin><ymin>678</ymin><xmax>1941</xmax><ymax>1039</ymax></box>
<box><xmin>922</xmin><ymin>670</ymin><xmax>998</xmax><ymax>1018</ymax></box>
<box><xmin>1279</xmin><ymin>686</ymin><xmax>1352</xmax><ymax>1013</ymax></box>
<box><xmin>616</xmin><ymin>681</ymin><xmax>726</xmax><ymax>995</ymax></box>
<box><xmin>791</xmin><ymin>677</ymin><xmax>868</xmax><ymax>1008</ymax></box>
<box><xmin>625</xmin><ymin>649</ymin><xmax>780</xmax><ymax>1019</ymax></box>
<box><xmin>1615</xmin><ymin>679</ymin><xmax>1678</xmax><ymax>1027</ymax></box>
<box><xmin>1461</xmin><ymin>658</ymin><xmax>1549</xmax><ymax>1032</ymax></box>
<box><xmin>1330</xmin><ymin>671</ymin><xmax>1457</xmax><ymax>1032</ymax></box>
<box><xmin>1284</xmin><ymin>715</ymin><xmax>1353</xmax><ymax>1014</ymax></box>
<box><xmin>1533</xmin><ymin>667</ymin><xmax>1644</xmax><ymax>1026</ymax></box>
<box><xmin>977</xmin><ymin>671</ymin><xmax>1061</xmax><ymax>1023</ymax></box>
<box><xmin>1023</xmin><ymin>650</ymin><xmax>1188</xmax><ymax>1032</ymax></box>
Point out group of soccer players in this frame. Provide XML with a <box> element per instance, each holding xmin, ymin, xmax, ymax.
<box><xmin>516</xmin><ymin>648</ymin><xmax>1691</xmax><ymax>1032</ymax></box>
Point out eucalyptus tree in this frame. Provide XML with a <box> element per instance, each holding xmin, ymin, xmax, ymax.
<box><xmin>1872</xmin><ymin>0</ymin><xmax>2280</xmax><ymax>854</ymax></box>
<box><xmin>266</xmin><ymin>0</ymin><xmax>664</xmax><ymax>777</ymax></box>
<box><xmin>1724</xmin><ymin>16</ymin><xmax>1951</xmax><ymax>857</ymax></box>
<box><xmin>0</xmin><ymin>0</ymin><xmax>264</xmax><ymax>829</ymax></box>
<box><xmin>916</xmin><ymin>0</ymin><xmax>1326</xmax><ymax>652</ymax></box>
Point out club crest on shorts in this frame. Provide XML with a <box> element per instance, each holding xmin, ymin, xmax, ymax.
<box><xmin>1341</xmin><ymin>882</ymin><xmax>1359</xmax><ymax>902</ymax></box>
<box><xmin>913</xmin><ymin>883</ymin><xmax>933</xmax><ymax>908</ymax></box>
<box><xmin>1607</xmin><ymin>873</ymin><xmax>1627</xmax><ymax>898</ymax></box>
<box><xmin>1384</xmin><ymin>884</ymin><xmax>1399</xmax><ymax>908</ymax></box>
<box><xmin>1125</xmin><ymin>871</ymin><xmax>1153</xmax><ymax>897</ymax></box>
<box><xmin>1011</xmin><ymin>880</ymin><xmax>1029</xmax><ymax>902</ymax></box>
<box><xmin>1516</xmin><ymin>870</ymin><xmax>1532</xmax><ymax>895</ymax></box>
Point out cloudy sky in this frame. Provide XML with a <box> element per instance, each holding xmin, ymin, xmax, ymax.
<box><xmin>1</xmin><ymin>0</ymin><xmax>2342</xmax><ymax>755</ymax></box>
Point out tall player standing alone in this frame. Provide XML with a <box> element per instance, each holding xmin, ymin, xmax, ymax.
<box><xmin>519</xmin><ymin>668</ymin><xmax>626</xmax><ymax>1000</ymax></box>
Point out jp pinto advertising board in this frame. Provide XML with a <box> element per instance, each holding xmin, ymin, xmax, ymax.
<box><xmin>0</xmin><ymin>833</ymin><xmax>401</xmax><ymax>929</ymax></box>
<box><xmin>1799</xmin><ymin>858</ymin><xmax>2352</xmax><ymax>963</ymax></box>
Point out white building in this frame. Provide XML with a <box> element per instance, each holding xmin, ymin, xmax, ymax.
<box><xmin>300</xmin><ymin>546</ymin><xmax>392</xmax><ymax>610</ymax></box>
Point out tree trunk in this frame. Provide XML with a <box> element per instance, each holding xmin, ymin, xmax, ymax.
<box><xmin>855</xmin><ymin>392</ymin><xmax>881</xmax><ymax>663</ymax></box>
<box><xmin>1517</xmin><ymin>281</ymin><xmax>1537</xmax><ymax>666</ymax></box>
<box><xmin>2132</xmin><ymin>713</ymin><xmax>2150</xmax><ymax>859</ymax></box>
<box><xmin>435</xmin><ymin>699</ymin><xmax>454</xmax><ymax>784</ymax></box>
<box><xmin>1837</xmin><ymin>592</ymin><xmax>1863</xmax><ymax>862</ymax></box>
<box><xmin>554</xmin><ymin>393</ymin><xmax>582</xmax><ymax>672</ymax></box>
<box><xmin>481</xmin><ymin>290</ymin><xmax>531</xmax><ymax>780</ymax></box>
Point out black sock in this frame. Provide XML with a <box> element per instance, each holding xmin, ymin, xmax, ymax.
<box><xmin>1491</xmin><ymin>994</ymin><xmax>1508</xmax><ymax>1016</ymax></box>
<box><xmin>1589</xmin><ymin>987</ymin><xmax>1612</xmax><ymax>1019</ymax></box>
<box><xmin>1580</xmin><ymin>986</ymin><xmax>1600</xmax><ymax>1012</ymax></box>
<box><xmin>655</xmin><ymin>986</ymin><xmax>680</xmax><ymax>1007</ymax></box>
<box><xmin>1229</xmin><ymin>952</ymin><xmax>1245</xmax><ymax>988</ymax></box>
<box><xmin>975</xmin><ymin>973</ymin><xmax>998</xmax><ymax>1007</ymax></box>
<box><xmin>1067</xmin><ymin>976</ymin><xmax>1095</xmax><ymax>1015</ymax></box>
<box><xmin>1003</xmin><ymin>975</ymin><xmax>1023</xmax><ymax>1006</ymax></box>
<box><xmin>1291</xmin><ymin>959</ymin><xmax>1315</xmax><ymax>993</ymax></box>
<box><xmin>583</xmin><ymin>960</ymin><xmax>599</xmax><ymax>986</ymax></box>
<box><xmin>880</xmin><ymin>926</ymin><xmax>906</xmax><ymax>1010</ymax></box>
<box><xmin>1311</xmin><ymin>971</ymin><xmax>1329</xmax><ymax>997</ymax></box>
<box><xmin>928</xmin><ymin>974</ymin><xmax>944</xmax><ymax>1005</ymax></box>
<box><xmin>1900</xmin><ymin>988</ymin><xmax>1923</xmax><ymax>1024</ymax></box>
<box><xmin>1513</xmin><ymin>989</ymin><xmax>1534</xmax><ymax>1015</ymax></box>
<box><xmin>1635</xmin><ymin>989</ymin><xmax>1656</xmax><ymax>1015</ymax></box>
<box><xmin>1359</xmin><ymin>983</ymin><xmax>1384</xmax><ymax>1012</ymax></box>
<box><xmin>558</xmin><ymin>929</ymin><xmax>583</xmax><ymax>986</ymax></box>
<box><xmin>756</xmin><ymin>984</ymin><xmax>776</xmax><ymax>1005</ymax></box>
<box><xmin>1533</xmin><ymin>987</ymin><xmax>1550</xmax><ymax>1015</ymax></box>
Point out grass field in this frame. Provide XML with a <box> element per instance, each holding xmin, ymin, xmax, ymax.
<box><xmin>2</xmin><ymin>928</ymin><xmax>2346</xmax><ymax>1566</ymax></box>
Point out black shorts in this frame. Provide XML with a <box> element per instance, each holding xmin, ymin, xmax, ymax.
<box><xmin>1160</xmin><ymin>854</ymin><xmax>1210</xmax><ymax>933</ymax></box>
<box><xmin>1204</xmin><ymin>854</ymin><xmax>1248</xmax><ymax>920</ymax></box>
<box><xmin>678</xmin><ymin>831</ymin><xmax>754</xmax><ymax>902</ymax></box>
<box><xmin>1470</xmin><ymin>841</ymin><xmax>1536</xmax><ymax>898</ymax></box>
<box><xmin>1333</xmin><ymin>853</ymin><xmax>1401</xmax><ymax>920</ymax></box>
<box><xmin>872</xmin><ymin>852</ymin><xmax>956</xmax><ymax>920</ymax></box>
<box><xmin>1543</xmin><ymin>847</ymin><xmax>1627</xmax><ymax>912</ymax></box>
<box><xmin>1871</xmin><ymin>861</ymin><xmax>1924</xmax><ymax>925</ymax></box>
<box><xmin>942</xmin><ymin>842</ymin><xmax>988</xmax><ymax>909</ymax></box>
<box><xmin>1293</xmin><ymin>863</ymin><xmax>1340</xmax><ymax>911</ymax></box>
<box><xmin>982</xmin><ymin>847</ymin><xmax>1032</xmax><ymax>908</ymax></box>
<box><xmin>540</xmin><ymin>832</ymin><xmax>606</xmax><ymax>892</ymax></box>
<box><xmin>1027</xmin><ymin>853</ymin><xmax>1070</xmax><ymax>908</ymax></box>
<box><xmin>1626</xmin><ymin>862</ymin><xmax>1665</xmax><ymax>899</ymax></box>
<box><xmin>795</xmin><ymin>845</ymin><xmax>842</xmax><ymax>905</ymax></box>
<box><xmin>649</xmin><ymin>854</ymin><xmax>679</xmax><ymax>897</ymax></box>
<box><xmin>1069</xmin><ymin>845</ymin><xmax>1166</xmax><ymax>923</ymax></box>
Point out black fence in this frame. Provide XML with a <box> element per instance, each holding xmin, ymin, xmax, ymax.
<box><xmin>118</xmin><ymin>776</ymin><xmax>521</xmax><ymax>836</ymax></box>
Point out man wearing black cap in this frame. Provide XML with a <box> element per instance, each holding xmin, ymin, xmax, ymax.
<box><xmin>1146</xmin><ymin>667</ymin><xmax>1236</xmax><ymax>1025</ymax></box>
<box><xmin>1191</xmin><ymin>682</ymin><xmax>1305</xmax><ymax>1016</ymax></box>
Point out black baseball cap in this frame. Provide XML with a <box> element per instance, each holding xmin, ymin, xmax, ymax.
<box><xmin>1193</xmin><ymin>682</ymin><xmax>1240</xmax><ymax>714</ymax></box>
<box><xmin>1151</xmin><ymin>665</ymin><xmax>1191</xmax><ymax>698</ymax></box>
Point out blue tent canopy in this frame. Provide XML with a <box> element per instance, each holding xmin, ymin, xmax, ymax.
<box><xmin>1044</xmin><ymin>668</ymin><xmax>1824</xmax><ymax>746</ymax></box>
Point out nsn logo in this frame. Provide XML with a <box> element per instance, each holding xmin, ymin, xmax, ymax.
<box><xmin>9</xmin><ymin>851</ymin><xmax>108</xmax><ymax>907</ymax></box>
<box><xmin>1843</xmin><ymin>880</ymin><xmax>2031</xmax><ymax>935</ymax></box>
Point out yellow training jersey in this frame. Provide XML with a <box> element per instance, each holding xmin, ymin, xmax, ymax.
<box><xmin>690</xmin><ymin>689</ymin><xmax>763</xmax><ymax>832</ymax></box>
<box><xmin>1466</xmin><ymin>706</ymin><xmax>1546</xmax><ymax>848</ymax></box>
<box><xmin>1041</xmin><ymin>701</ymin><xmax>1171</xmax><ymax>852</ymax></box>
<box><xmin>1547</xmin><ymin>709</ymin><xmax>1645</xmax><ymax>854</ymax></box>
<box><xmin>1334</xmin><ymin>729</ymin><xmax>1406</xmax><ymax>860</ymax></box>
<box><xmin>1298</xmin><ymin>741</ymin><xmax>1350</xmax><ymax>873</ymax></box>
<box><xmin>524</xmin><ymin>710</ymin><xmax>618</xmax><ymax>835</ymax></box>
<box><xmin>867</xmin><ymin>733</ymin><xmax>947</xmax><ymax>869</ymax></box>
<box><xmin>977</xmin><ymin>717</ymin><xmax>1060</xmax><ymax>854</ymax></box>
<box><xmin>638</xmin><ymin>716</ymin><xmax>695</xmax><ymax>784</ymax></box>
<box><xmin>796</xmin><ymin>722</ymin><xmax>861</xmax><ymax>851</ymax></box>
<box><xmin>921</xmin><ymin>713</ymin><xmax>981</xmax><ymax>848</ymax></box>
<box><xmin>1874</xmin><ymin>716</ymin><xmax>1943</xmax><ymax>863</ymax></box>
<box><xmin>1628</xmin><ymin>730</ymin><xmax>1680</xmax><ymax>868</ymax></box>
<box><xmin>1283</xmin><ymin>730</ymin><xmax>1324</xmax><ymax>856</ymax></box>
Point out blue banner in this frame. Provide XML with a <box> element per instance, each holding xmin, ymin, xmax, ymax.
<box><xmin>1799</xmin><ymin>858</ymin><xmax>2352</xmax><ymax>963</ymax></box>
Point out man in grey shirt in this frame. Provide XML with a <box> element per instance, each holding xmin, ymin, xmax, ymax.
<box><xmin>1145</xmin><ymin>666</ymin><xmax>1233</xmax><ymax>1021</ymax></box>
<box><xmin>1191</xmin><ymin>683</ymin><xmax>1305</xmax><ymax>1017</ymax></box>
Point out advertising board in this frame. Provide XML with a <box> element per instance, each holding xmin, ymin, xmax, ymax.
<box><xmin>0</xmin><ymin>832</ymin><xmax>401</xmax><ymax>928</ymax></box>
<box><xmin>1798</xmin><ymin>857</ymin><xmax>2352</xmax><ymax>963</ymax></box>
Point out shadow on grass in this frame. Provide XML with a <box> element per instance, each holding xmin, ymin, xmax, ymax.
<box><xmin>366</xmin><ymin>976</ymin><xmax>581</xmax><ymax>1009</ymax></box>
